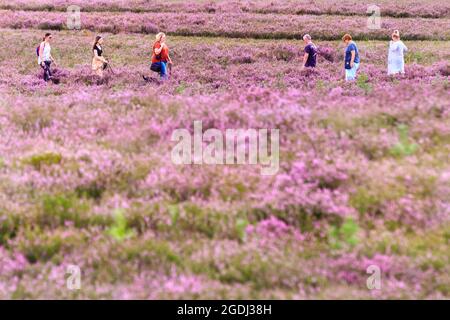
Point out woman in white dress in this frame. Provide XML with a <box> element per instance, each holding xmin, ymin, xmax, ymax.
<box><xmin>388</xmin><ymin>30</ymin><xmax>408</xmax><ymax>75</ymax></box>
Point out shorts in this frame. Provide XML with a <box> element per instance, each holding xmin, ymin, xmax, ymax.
<box><xmin>345</xmin><ymin>62</ymin><xmax>360</xmax><ymax>81</ymax></box>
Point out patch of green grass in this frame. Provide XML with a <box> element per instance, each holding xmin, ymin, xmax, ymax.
<box><xmin>235</xmin><ymin>218</ymin><xmax>249</xmax><ymax>242</ymax></box>
<box><xmin>75</xmin><ymin>182</ymin><xmax>105</xmax><ymax>200</ymax></box>
<box><xmin>350</xmin><ymin>187</ymin><xmax>381</xmax><ymax>219</ymax></box>
<box><xmin>362</xmin><ymin>225</ymin><xmax>449</xmax><ymax>264</ymax></box>
<box><xmin>349</xmin><ymin>176</ymin><xmax>408</xmax><ymax>223</ymax></box>
<box><xmin>11</xmin><ymin>105</ymin><xmax>54</xmax><ymax>133</ymax></box>
<box><xmin>144</xmin><ymin>240</ymin><xmax>180</xmax><ymax>265</ymax></box>
<box><xmin>159</xmin><ymin>202</ymin><xmax>243</xmax><ymax>240</ymax></box>
<box><xmin>354</xmin><ymin>112</ymin><xmax>400</xmax><ymax>129</ymax></box>
<box><xmin>168</xmin><ymin>204</ymin><xmax>180</xmax><ymax>226</ymax></box>
<box><xmin>38</xmin><ymin>193</ymin><xmax>105</xmax><ymax>228</ymax></box>
<box><xmin>169</xmin><ymin>203</ymin><xmax>223</xmax><ymax>238</ymax></box>
<box><xmin>107</xmin><ymin>209</ymin><xmax>135</xmax><ymax>241</ymax></box>
<box><xmin>123</xmin><ymin>238</ymin><xmax>182</xmax><ymax>268</ymax></box>
<box><xmin>356</xmin><ymin>73</ymin><xmax>372</xmax><ymax>94</ymax></box>
<box><xmin>389</xmin><ymin>124</ymin><xmax>419</xmax><ymax>157</ymax></box>
<box><xmin>15</xmin><ymin>226</ymin><xmax>88</xmax><ymax>264</ymax></box>
<box><xmin>23</xmin><ymin>152</ymin><xmax>62</xmax><ymax>171</ymax></box>
<box><xmin>405</xmin><ymin>51</ymin><xmax>435</xmax><ymax>65</ymax></box>
<box><xmin>175</xmin><ymin>81</ymin><xmax>188</xmax><ymax>94</ymax></box>
<box><xmin>0</xmin><ymin>212</ymin><xmax>20</xmax><ymax>245</ymax></box>
<box><xmin>328</xmin><ymin>217</ymin><xmax>360</xmax><ymax>250</ymax></box>
<box><xmin>17</xmin><ymin>227</ymin><xmax>63</xmax><ymax>263</ymax></box>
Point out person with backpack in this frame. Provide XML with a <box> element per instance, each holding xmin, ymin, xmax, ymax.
<box><xmin>92</xmin><ymin>36</ymin><xmax>109</xmax><ymax>77</ymax></box>
<box><xmin>37</xmin><ymin>33</ymin><xmax>57</xmax><ymax>82</ymax></box>
<box><xmin>302</xmin><ymin>34</ymin><xmax>317</xmax><ymax>69</ymax></box>
<box><xmin>388</xmin><ymin>30</ymin><xmax>408</xmax><ymax>76</ymax></box>
<box><xmin>342</xmin><ymin>34</ymin><xmax>360</xmax><ymax>81</ymax></box>
<box><xmin>144</xmin><ymin>32</ymin><xmax>172</xmax><ymax>82</ymax></box>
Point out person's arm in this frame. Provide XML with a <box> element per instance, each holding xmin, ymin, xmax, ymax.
<box><xmin>350</xmin><ymin>50</ymin><xmax>356</xmax><ymax>68</ymax></box>
<box><xmin>303</xmin><ymin>52</ymin><xmax>309</xmax><ymax>68</ymax></box>
<box><xmin>154</xmin><ymin>43</ymin><xmax>163</xmax><ymax>55</ymax></box>
<box><xmin>51</xmin><ymin>53</ymin><xmax>57</xmax><ymax>66</ymax></box>
<box><xmin>46</xmin><ymin>44</ymin><xmax>56</xmax><ymax>65</ymax></box>
<box><xmin>49</xmin><ymin>52</ymin><xmax>57</xmax><ymax>66</ymax></box>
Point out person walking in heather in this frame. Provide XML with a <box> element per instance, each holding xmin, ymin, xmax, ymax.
<box><xmin>342</xmin><ymin>34</ymin><xmax>360</xmax><ymax>81</ymax></box>
<box><xmin>144</xmin><ymin>32</ymin><xmax>173</xmax><ymax>82</ymax></box>
<box><xmin>37</xmin><ymin>33</ymin><xmax>57</xmax><ymax>82</ymax></box>
<box><xmin>92</xmin><ymin>35</ymin><xmax>109</xmax><ymax>78</ymax></box>
<box><xmin>302</xmin><ymin>34</ymin><xmax>318</xmax><ymax>69</ymax></box>
<box><xmin>388</xmin><ymin>30</ymin><xmax>408</xmax><ymax>76</ymax></box>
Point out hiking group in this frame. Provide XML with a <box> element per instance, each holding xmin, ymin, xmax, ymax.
<box><xmin>36</xmin><ymin>30</ymin><xmax>408</xmax><ymax>84</ymax></box>
<box><xmin>301</xmin><ymin>31</ymin><xmax>407</xmax><ymax>80</ymax></box>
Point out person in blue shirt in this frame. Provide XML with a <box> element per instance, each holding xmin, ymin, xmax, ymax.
<box><xmin>302</xmin><ymin>34</ymin><xmax>317</xmax><ymax>69</ymax></box>
<box><xmin>342</xmin><ymin>34</ymin><xmax>360</xmax><ymax>81</ymax></box>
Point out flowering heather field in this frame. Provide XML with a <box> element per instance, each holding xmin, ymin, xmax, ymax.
<box><xmin>1</xmin><ymin>0</ymin><xmax>449</xmax><ymax>18</ymax></box>
<box><xmin>0</xmin><ymin>1</ymin><xmax>449</xmax><ymax>300</ymax></box>
<box><xmin>1</xmin><ymin>10</ymin><xmax>450</xmax><ymax>40</ymax></box>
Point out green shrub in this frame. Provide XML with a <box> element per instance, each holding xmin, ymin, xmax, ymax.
<box><xmin>272</xmin><ymin>47</ymin><xmax>296</xmax><ymax>62</ymax></box>
<box><xmin>37</xmin><ymin>22</ymin><xmax>63</xmax><ymax>31</ymax></box>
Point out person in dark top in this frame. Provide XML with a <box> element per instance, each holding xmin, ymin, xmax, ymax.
<box><xmin>92</xmin><ymin>36</ymin><xmax>108</xmax><ymax>77</ymax></box>
<box><xmin>302</xmin><ymin>34</ymin><xmax>317</xmax><ymax>69</ymax></box>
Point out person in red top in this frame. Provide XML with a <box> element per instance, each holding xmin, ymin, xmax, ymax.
<box><xmin>147</xmin><ymin>32</ymin><xmax>172</xmax><ymax>81</ymax></box>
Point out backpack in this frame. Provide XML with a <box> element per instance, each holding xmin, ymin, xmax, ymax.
<box><xmin>36</xmin><ymin>43</ymin><xmax>42</xmax><ymax>57</ymax></box>
<box><xmin>309</xmin><ymin>43</ymin><xmax>318</xmax><ymax>57</ymax></box>
<box><xmin>150</xmin><ymin>63</ymin><xmax>161</xmax><ymax>73</ymax></box>
<box><xmin>36</xmin><ymin>42</ymin><xmax>46</xmax><ymax>57</ymax></box>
